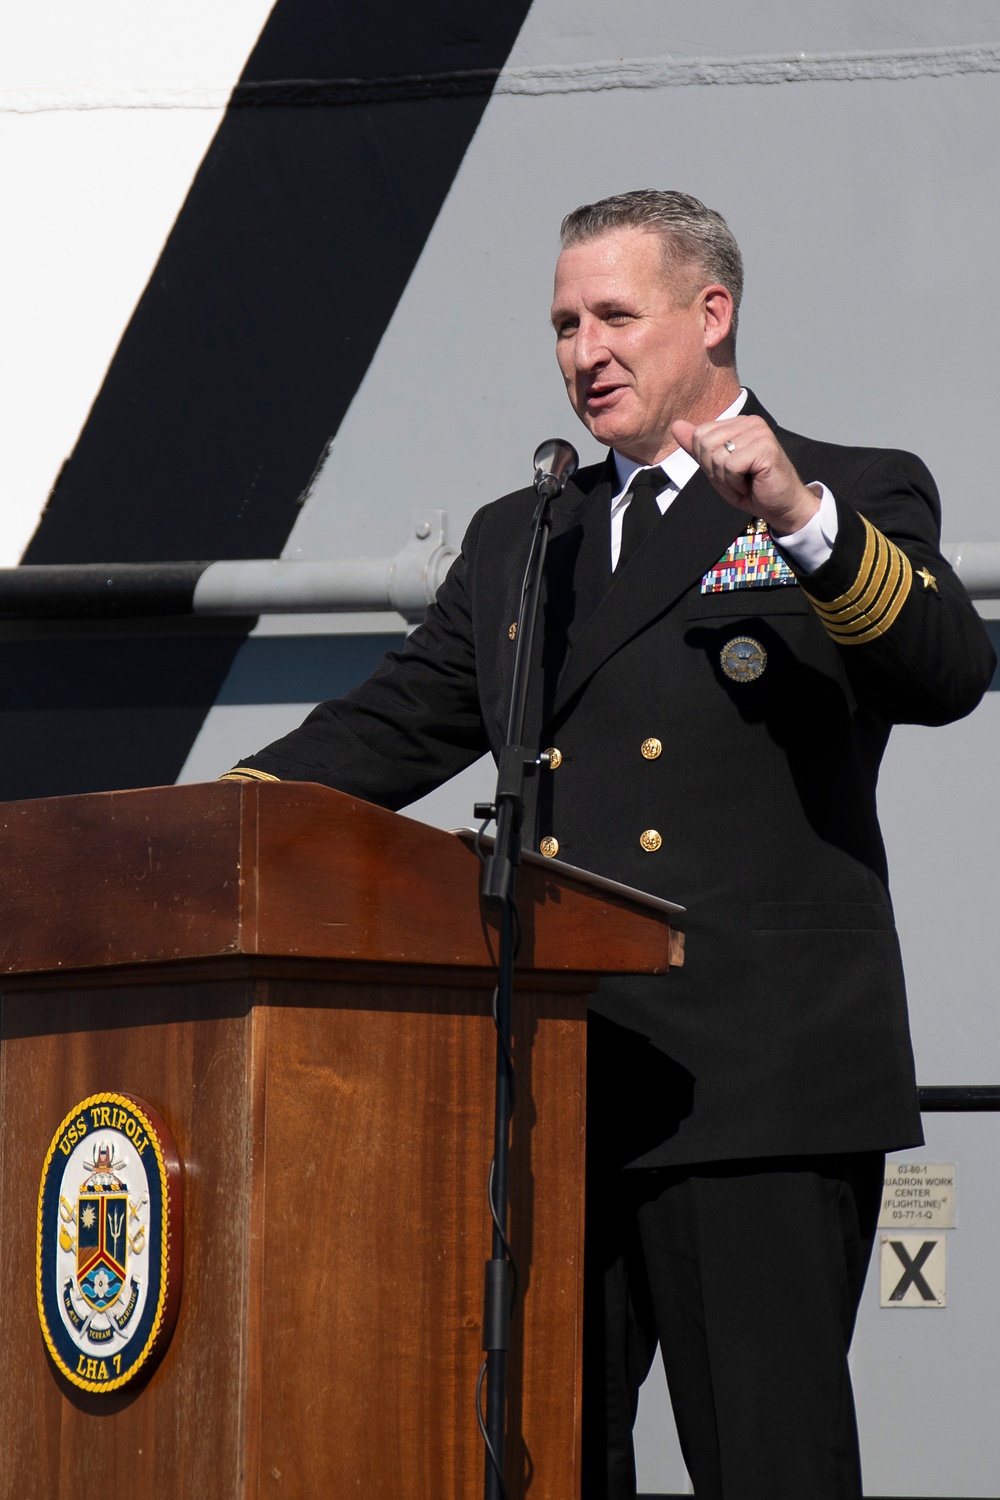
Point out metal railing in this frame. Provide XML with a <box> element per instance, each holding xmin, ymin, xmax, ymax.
<box><xmin>3</xmin><ymin>512</ymin><xmax>455</xmax><ymax>624</ymax></box>
<box><xmin>3</xmin><ymin>527</ymin><xmax>999</xmax><ymax>623</ymax></box>
<box><xmin>917</xmin><ymin>1085</ymin><xmax>1000</xmax><ymax>1111</ymax></box>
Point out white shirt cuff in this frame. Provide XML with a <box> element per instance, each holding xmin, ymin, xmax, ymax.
<box><xmin>775</xmin><ymin>484</ymin><xmax>838</xmax><ymax>575</ymax></box>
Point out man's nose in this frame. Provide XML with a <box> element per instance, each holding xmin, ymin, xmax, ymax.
<box><xmin>575</xmin><ymin>319</ymin><xmax>610</xmax><ymax>370</ymax></box>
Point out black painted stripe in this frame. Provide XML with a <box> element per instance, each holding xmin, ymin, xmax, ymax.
<box><xmin>23</xmin><ymin>0</ymin><xmax>534</xmax><ymax>565</ymax></box>
<box><xmin>0</xmin><ymin>628</ymin><xmax>252</xmax><ymax>800</ymax></box>
<box><xmin>10</xmin><ymin>0</ymin><xmax>534</xmax><ymax>798</ymax></box>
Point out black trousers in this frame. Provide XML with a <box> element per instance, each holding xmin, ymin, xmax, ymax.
<box><xmin>581</xmin><ymin>1151</ymin><xmax>885</xmax><ymax>1500</ymax></box>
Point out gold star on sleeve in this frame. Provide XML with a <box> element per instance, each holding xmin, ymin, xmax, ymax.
<box><xmin>916</xmin><ymin>567</ymin><xmax>938</xmax><ymax>592</ymax></box>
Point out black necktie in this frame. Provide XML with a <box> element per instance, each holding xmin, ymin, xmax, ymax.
<box><xmin>617</xmin><ymin>467</ymin><xmax>672</xmax><ymax>569</ymax></box>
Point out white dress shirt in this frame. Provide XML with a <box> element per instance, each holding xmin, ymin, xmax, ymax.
<box><xmin>609</xmin><ymin>389</ymin><xmax>838</xmax><ymax>575</ymax></box>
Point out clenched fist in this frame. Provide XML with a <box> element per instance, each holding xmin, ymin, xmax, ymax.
<box><xmin>671</xmin><ymin>415</ymin><xmax>821</xmax><ymax>536</ymax></box>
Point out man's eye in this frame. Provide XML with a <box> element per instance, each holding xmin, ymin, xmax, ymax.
<box><xmin>554</xmin><ymin>322</ymin><xmax>577</xmax><ymax>338</ymax></box>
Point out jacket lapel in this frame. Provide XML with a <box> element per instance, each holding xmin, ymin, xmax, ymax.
<box><xmin>549</xmin><ymin>389</ymin><xmax>780</xmax><ymax>717</ymax></box>
<box><xmin>530</xmin><ymin>460</ymin><xmax>616</xmax><ymax>727</ymax></box>
<box><xmin>552</xmin><ymin>465</ymin><xmax>746</xmax><ymax>718</ymax></box>
<box><xmin>554</xmin><ymin>463</ymin><xmax>615</xmax><ymax>638</ymax></box>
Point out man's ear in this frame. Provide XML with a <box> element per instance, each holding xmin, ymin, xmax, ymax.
<box><xmin>702</xmin><ymin>285</ymin><xmax>734</xmax><ymax>350</ymax></box>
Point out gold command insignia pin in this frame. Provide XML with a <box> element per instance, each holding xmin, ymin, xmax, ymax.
<box><xmin>720</xmin><ymin>636</ymin><xmax>767</xmax><ymax>683</ymax></box>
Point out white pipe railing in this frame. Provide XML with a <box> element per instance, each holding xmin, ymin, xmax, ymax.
<box><xmin>941</xmin><ymin>543</ymin><xmax>1000</xmax><ymax>600</ymax></box>
<box><xmin>4</xmin><ymin>529</ymin><xmax>1000</xmax><ymax>621</ymax></box>
<box><xmin>192</xmin><ymin>512</ymin><xmax>456</xmax><ymax>623</ymax></box>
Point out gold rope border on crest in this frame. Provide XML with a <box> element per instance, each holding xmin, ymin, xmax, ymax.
<box><xmin>35</xmin><ymin>1091</ymin><xmax>172</xmax><ymax>1394</ymax></box>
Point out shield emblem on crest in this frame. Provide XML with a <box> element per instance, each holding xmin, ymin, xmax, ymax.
<box><xmin>77</xmin><ymin>1193</ymin><xmax>128</xmax><ymax>1311</ymax></box>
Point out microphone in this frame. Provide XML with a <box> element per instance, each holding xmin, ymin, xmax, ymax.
<box><xmin>532</xmin><ymin>439</ymin><xmax>579</xmax><ymax>499</ymax></box>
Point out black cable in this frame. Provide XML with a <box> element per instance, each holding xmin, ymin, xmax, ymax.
<box><xmin>491</xmin><ymin>985</ymin><xmax>516</xmax><ymax>1113</ymax></box>
<box><xmin>510</xmin><ymin>900</ymin><xmax>523</xmax><ymax>961</ymax></box>
<box><xmin>473</xmin><ymin>818</ymin><xmax>522</xmax><ymax>1489</ymax></box>
<box><xmin>474</xmin><ymin>815</ymin><xmax>493</xmax><ymax>864</ymax></box>
<box><xmin>487</xmin><ymin>1158</ymin><xmax>519</xmax><ymax>1310</ymax></box>
<box><xmin>476</xmin><ymin>1360</ymin><xmax>511</xmax><ymax>1500</ymax></box>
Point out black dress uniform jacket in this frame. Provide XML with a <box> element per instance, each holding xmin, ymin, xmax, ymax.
<box><xmin>231</xmin><ymin>393</ymin><xmax>995</xmax><ymax>1169</ymax></box>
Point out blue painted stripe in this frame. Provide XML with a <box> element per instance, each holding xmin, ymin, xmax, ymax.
<box><xmin>215</xmin><ymin>623</ymin><xmax>1000</xmax><ymax>707</ymax></box>
<box><xmin>986</xmin><ymin>620</ymin><xmax>1000</xmax><ymax>689</ymax></box>
<box><xmin>215</xmin><ymin>633</ymin><xmax>405</xmax><ymax>704</ymax></box>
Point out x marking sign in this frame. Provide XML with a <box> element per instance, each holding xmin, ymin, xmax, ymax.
<box><xmin>879</xmin><ymin>1234</ymin><xmax>946</xmax><ymax>1308</ymax></box>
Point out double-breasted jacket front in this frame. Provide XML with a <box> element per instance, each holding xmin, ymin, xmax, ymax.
<box><xmin>230</xmin><ymin>393</ymin><xmax>996</xmax><ymax>1167</ymax></box>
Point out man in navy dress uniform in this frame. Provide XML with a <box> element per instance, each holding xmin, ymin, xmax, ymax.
<box><xmin>225</xmin><ymin>191</ymin><xmax>995</xmax><ymax>1498</ymax></box>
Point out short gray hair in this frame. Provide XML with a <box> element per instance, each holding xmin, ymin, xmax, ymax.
<box><xmin>560</xmin><ymin>189</ymin><xmax>744</xmax><ymax>337</ymax></box>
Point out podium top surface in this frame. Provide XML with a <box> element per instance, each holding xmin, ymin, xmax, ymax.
<box><xmin>0</xmin><ymin>781</ymin><xmax>681</xmax><ymax>980</ymax></box>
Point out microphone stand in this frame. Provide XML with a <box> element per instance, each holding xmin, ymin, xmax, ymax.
<box><xmin>476</xmin><ymin>442</ymin><xmax>576</xmax><ymax>1500</ymax></box>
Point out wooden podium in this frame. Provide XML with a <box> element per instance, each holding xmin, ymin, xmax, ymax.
<box><xmin>0</xmin><ymin>781</ymin><xmax>680</xmax><ymax>1499</ymax></box>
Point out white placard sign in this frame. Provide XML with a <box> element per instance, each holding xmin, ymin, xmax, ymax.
<box><xmin>878</xmin><ymin>1161</ymin><xmax>956</xmax><ymax>1230</ymax></box>
<box><xmin>880</xmin><ymin>1234</ymin><xmax>946</xmax><ymax>1307</ymax></box>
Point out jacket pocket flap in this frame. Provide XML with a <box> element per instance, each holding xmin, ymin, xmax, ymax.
<box><xmin>687</xmin><ymin>587</ymin><xmax>809</xmax><ymax>620</ymax></box>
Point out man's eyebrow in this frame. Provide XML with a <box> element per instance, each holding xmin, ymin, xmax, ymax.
<box><xmin>550</xmin><ymin>303</ymin><xmax>579</xmax><ymax>328</ymax></box>
<box><xmin>591</xmin><ymin>296</ymin><xmax>637</xmax><ymax>315</ymax></box>
<box><xmin>550</xmin><ymin>296</ymin><xmax>636</xmax><ymax>326</ymax></box>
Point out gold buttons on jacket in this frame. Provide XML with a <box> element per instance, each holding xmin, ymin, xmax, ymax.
<box><xmin>509</xmin><ymin>622</ymin><xmax>517</xmax><ymax>640</ymax></box>
<box><xmin>640</xmin><ymin>738</ymin><xmax>662</xmax><ymax>760</ymax></box>
<box><xmin>539</xmin><ymin>836</ymin><xmax>559</xmax><ymax>858</ymax></box>
<box><xmin>544</xmin><ymin>747</ymin><xmax>563</xmax><ymax>770</ymax></box>
<box><xmin>639</xmin><ymin>829</ymin><xmax>662</xmax><ymax>853</ymax></box>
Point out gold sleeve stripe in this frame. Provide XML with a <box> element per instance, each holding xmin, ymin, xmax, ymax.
<box><xmin>809</xmin><ymin>527</ymin><xmax>890</xmax><ymax>625</ymax></box>
<box><xmin>803</xmin><ymin>516</ymin><xmax>913</xmax><ymax>646</ymax></box>
<box><xmin>810</xmin><ymin>513</ymin><xmax>879</xmax><ymax>613</ymax></box>
<box><xmin>218</xmin><ymin>768</ymin><xmax>281</xmax><ymax>783</ymax></box>
<box><xmin>822</xmin><ymin>549</ymin><xmax>911</xmax><ymax>645</ymax></box>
